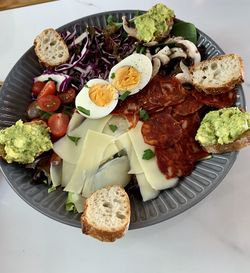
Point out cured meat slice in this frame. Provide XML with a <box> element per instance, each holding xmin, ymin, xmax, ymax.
<box><xmin>155</xmin><ymin>137</ymin><xmax>209</xmax><ymax>179</ymax></box>
<box><xmin>145</xmin><ymin>75</ymin><xmax>187</xmax><ymax>107</ymax></box>
<box><xmin>192</xmin><ymin>89</ymin><xmax>236</xmax><ymax>108</ymax></box>
<box><xmin>173</xmin><ymin>94</ymin><xmax>204</xmax><ymax>116</ymax></box>
<box><xmin>155</xmin><ymin>145</ymin><xmax>194</xmax><ymax>178</ymax></box>
<box><xmin>174</xmin><ymin>112</ymin><xmax>201</xmax><ymax>137</ymax></box>
<box><xmin>141</xmin><ymin>111</ymin><xmax>182</xmax><ymax>147</ymax></box>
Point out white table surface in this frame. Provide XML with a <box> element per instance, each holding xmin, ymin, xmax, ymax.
<box><xmin>1</xmin><ymin>0</ymin><xmax>250</xmax><ymax>272</ymax></box>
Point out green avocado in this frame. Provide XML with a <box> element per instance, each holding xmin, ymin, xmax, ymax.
<box><xmin>195</xmin><ymin>107</ymin><xmax>250</xmax><ymax>146</ymax></box>
<box><xmin>134</xmin><ymin>3</ymin><xmax>175</xmax><ymax>42</ymax></box>
<box><xmin>0</xmin><ymin>120</ymin><xmax>52</xmax><ymax>164</ymax></box>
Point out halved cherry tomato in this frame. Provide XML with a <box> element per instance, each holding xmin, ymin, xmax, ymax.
<box><xmin>58</xmin><ymin>88</ymin><xmax>76</xmax><ymax>104</ymax></box>
<box><xmin>38</xmin><ymin>80</ymin><xmax>56</xmax><ymax>98</ymax></box>
<box><xmin>37</xmin><ymin>95</ymin><xmax>61</xmax><ymax>112</ymax></box>
<box><xmin>32</xmin><ymin>81</ymin><xmax>46</xmax><ymax>97</ymax></box>
<box><xmin>48</xmin><ymin>113</ymin><xmax>70</xmax><ymax>138</ymax></box>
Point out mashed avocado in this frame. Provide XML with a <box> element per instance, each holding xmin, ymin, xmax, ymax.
<box><xmin>134</xmin><ymin>3</ymin><xmax>175</xmax><ymax>42</ymax></box>
<box><xmin>195</xmin><ymin>107</ymin><xmax>250</xmax><ymax>145</ymax></box>
<box><xmin>0</xmin><ymin>120</ymin><xmax>52</xmax><ymax>164</ymax></box>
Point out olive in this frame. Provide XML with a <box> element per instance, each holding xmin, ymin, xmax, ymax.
<box><xmin>27</xmin><ymin>101</ymin><xmax>42</xmax><ymax>119</ymax></box>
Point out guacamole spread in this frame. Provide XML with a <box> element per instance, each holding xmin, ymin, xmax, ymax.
<box><xmin>134</xmin><ymin>3</ymin><xmax>175</xmax><ymax>42</ymax></box>
<box><xmin>0</xmin><ymin>120</ymin><xmax>52</xmax><ymax>164</ymax></box>
<box><xmin>195</xmin><ymin>107</ymin><xmax>250</xmax><ymax>146</ymax></box>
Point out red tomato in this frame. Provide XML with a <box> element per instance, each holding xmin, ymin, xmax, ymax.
<box><xmin>37</xmin><ymin>95</ymin><xmax>61</xmax><ymax>112</ymax></box>
<box><xmin>32</xmin><ymin>81</ymin><xmax>46</xmax><ymax>97</ymax></box>
<box><xmin>58</xmin><ymin>88</ymin><xmax>76</xmax><ymax>104</ymax></box>
<box><xmin>48</xmin><ymin>113</ymin><xmax>70</xmax><ymax>138</ymax></box>
<box><xmin>38</xmin><ymin>80</ymin><xmax>56</xmax><ymax>98</ymax></box>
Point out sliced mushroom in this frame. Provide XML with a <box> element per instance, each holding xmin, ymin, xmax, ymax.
<box><xmin>152</xmin><ymin>57</ymin><xmax>162</xmax><ymax>78</ymax></box>
<box><xmin>175</xmin><ymin>61</ymin><xmax>192</xmax><ymax>84</ymax></box>
<box><xmin>122</xmin><ymin>16</ymin><xmax>138</xmax><ymax>39</ymax></box>
<box><xmin>176</xmin><ymin>40</ymin><xmax>201</xmax><ymax>65</ymax></box>
<box><xmin>170</xmin><ymin>47</ymin><xmax>187</xmax><ymax>59</ymax></box>
<box><xmin>153</xmin><ymin>45</ymin><xmax>171</xmax><ymax>65</ymax></box>
<box><xmin>145</xmin><ymin>48</ymin><xmax>152</xmax><ymax>60</ymax></box>
<box><xmin>143</xmin><ymin>41</ymin><xmax>159</xmax><ymax>47</ymax></box>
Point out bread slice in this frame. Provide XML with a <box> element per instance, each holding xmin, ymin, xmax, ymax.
<box><xmin>190</xmin><ymin>54</ymin><xmax>244</xmax><ymax>94</ymax></box>
<box><xmin>81</xmin><ymin>185</ymin><xmax>131</xmax><ymax>242</ymax></box>
<box><xmin>34</xmin><ymin>28</ymin><xmax>69</xmax><ymax>68</ymax></box>
<box><xmin>201</xmin><ymin>130</ymin><xmax>250</xmax><ymax>154</ymax></box>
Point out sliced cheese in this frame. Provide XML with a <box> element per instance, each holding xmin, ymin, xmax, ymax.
<box><xmin>50</xmin><ymin>163</ymin><xmax>62</xmax><ymax>187</ymax></box>
<box><xmin>53</xmin><ymin>115</ymin><xmax>112</xmax><ymax>164</ymax></box>
<box><xmin>64</xmin><ymin>130</ymin><xmax>115</xmax><ymax>195</ymax></box>
<box><xmin>67</xmin><ymin>112</ymin><xmax>85</xmax><ymax>133</ymax></box>
<box><xmin>102</xmin><ymin>142</ymin><xmax>119</xmax><ymax>165</ymax></box>
<box><xmin>136</xmin><ymin>173</ymin><xmax>160</xmax><ymax>201</ymax></box>
<box><xmin>115</xmin><ymin>132</ymin><xmax>132</xmax><ymax>156</ymax></box>
<box><xmin>61</xmin><ymin>161</ymin><xmax>76</xmax><ymax>188</ymax></box>
<box><xmin>128</xmin><ymin>121</ymin><xmax>178</xmax><ymax>190</ymax></box>
<box><xmin>128</xmin><ymin>147</ymin><xmax>143</xmax><ymax>175</ymax></box>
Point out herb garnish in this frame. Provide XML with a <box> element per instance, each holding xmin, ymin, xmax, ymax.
<box><xmin>139</xmin><ymin>109</ymin><xmax>149</xmax><ymax>121</ymax></box>
<box><xmin>142</xmin><ymin>149</ymin><xmax>155</xmax><ymax>160</ymax></box>
<box><xmin>40</xmin><ymin>111</ymin><xmax>52</xmax><ymax>119</ymax></box>
<box><xmin>111</xmin><ymin>72</ymin><xmax>116</xmax><ymax>79</ymax></box>
<box><xmin>77</xmin><ymin>106</ymin><xmax>90</xmax><ymax>116</ymax></box>
<box><xmin>109</xmin><ymin>124</ymin><xmax>118</xmax><ymax>132</ymax></box>
<box><xmin>48</xmin><ymin>185</ymin><xmax>57</xmax><ymax>193</ymax></box>
<box><xmin>119</xmin><ymin>91</ymin><xmax>131</xmax><ymax>101</ymax></box>
<box><xmin>67</xmin><ymin>135</ymin><xmax>81</xmax><ymax>146</ymax></box>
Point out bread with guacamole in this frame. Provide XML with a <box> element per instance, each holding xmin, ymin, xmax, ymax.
<box><xmin>195</xmin><ymin>107</ymin><xmax>250</xmax><ymax>153</ymax></box>
<box><xmin>0</xmin><ymin>120</ymin><xmax>52</xmax><ymax>164</ymax></box>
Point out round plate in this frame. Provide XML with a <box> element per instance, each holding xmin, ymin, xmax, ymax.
<box><xmin>0</xmin><ymin>10</ymin><xmax>245</xmax><ymax>229</ymax></box>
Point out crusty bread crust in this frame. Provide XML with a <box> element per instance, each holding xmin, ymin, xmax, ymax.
<box><xmin>202</xmin><ymin>130</ymin><xmax>250</xmax><ymax>154</ymax></box>
<box><xmin>81</xmin><ymin>186</ymin><xmax>131</xmax><ymax>242</ymax></box>
<box><xmin>190</xmin><ymin>54</ymin><xmax>244</xmax><ymax>95</ymax></box>
<box><xmin>34</xmin><ymin>28</ymin><xmax>69</xmax><ymax>68</ymax></box>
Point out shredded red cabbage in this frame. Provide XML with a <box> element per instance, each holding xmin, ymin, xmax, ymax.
<box><xmin>52</xmin><ymin>25</ymin><xmax>137</xmax><ymax>91</ymax></box>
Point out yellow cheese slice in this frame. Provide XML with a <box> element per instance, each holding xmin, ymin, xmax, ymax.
<box><xmin>53</xmin><ymin>115</ymin><xmax>112</xmax><ymax>164</ymax></box>
<box><xmin>128</xmin><ymin>121</ymin><xmax>178</xmax><ymax>190</ymax></box>
<box><xmin>136</xmin><ymin>173</ymin><xmax>160</xmax><ymax>201</ymax></box>
<box><xmin>61</xmin><ymin>161</ymin><xmax>76</xmax><ymax>188</ymax></box>
<box><xmin>64</xmin><ymin>130</ymin><xmax>115</xmax><ymax>195</ymax></box>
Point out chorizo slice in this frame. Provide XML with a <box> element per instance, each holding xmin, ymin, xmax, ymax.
<box><xmin>173</xmin><ymin>94</ymin><xmax>204</xmax><ymax>116</ymax></box>
<box><xmin>192</xmin><ymin>89</ymin><xmax>236</xmax><ymax>108</ymax></box>
<box><xmin>141</xmin><ymin>111</ymin><xmax>182</xmax><ymax>147</ymax></box>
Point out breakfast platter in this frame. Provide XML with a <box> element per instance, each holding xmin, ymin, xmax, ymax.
<box><xmin>0</xmin><ymin>5</ymin><xmax>247</xmax><ymax>240</ymax></box>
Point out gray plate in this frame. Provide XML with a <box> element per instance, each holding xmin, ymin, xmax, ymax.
<box><xmin>0</xmin><ymin>11</ymin><xmax>245</xmax><ymax>229</ymax></box>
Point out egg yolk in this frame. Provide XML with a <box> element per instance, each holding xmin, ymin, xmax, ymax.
<box><xmin>112</xmin><ymin>66</ymin><xmax>141</xmax><ymax>91</ymax></box>
<box><xmin>89</xmin><ymin>84</ymin><xmax>117</xmax><ymax>107</ymax></box>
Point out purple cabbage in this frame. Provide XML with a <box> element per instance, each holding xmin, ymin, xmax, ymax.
<box><xmin>51</xmin><ymin>26</ymin><xmax>137</xmax><ymax>91</ymax></box>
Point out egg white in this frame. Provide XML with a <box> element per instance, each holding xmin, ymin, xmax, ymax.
<box><xmin>108</xmin><ymin>53</ymin><xmax>153</xmax><ymax>95</ymax></box>
<box><xmin>75</xmin><ymin>79</ymin><xmax>119</xmax><ymax>119</ymax></box>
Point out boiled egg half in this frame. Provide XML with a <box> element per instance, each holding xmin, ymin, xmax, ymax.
<box><xmin>109</xmin><ymin>53</ymin><xmax>153</xmax><ymax>95</ymax></box>
<box><xmin>75</xmin><ymin>79</ymin><xmax>119</xmax><ymax>119</ymax></box>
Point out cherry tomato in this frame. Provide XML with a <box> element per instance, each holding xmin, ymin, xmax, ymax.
<box><xmin>38</xmin><ymin>80</ymin><xmax>56</xmax><ymax>98</ymax></box>
<box><xmin>58</xmin><ymin>88</ymin><xmax>76</xmax><ymax>104</ymax></box>
<box><xmin>48</xmin><ymin>113</ymin><xmax>70</xmax><ymax>138</ymax></box>
<box><xmin>32</xmin><ymin>81</ymin><xmax>46</xmax><ymax>97</ymax></box>
<box><xmin>37</xmin><ymin>95</ymin><xmax>61</xmax><ymax>112</ymax></box>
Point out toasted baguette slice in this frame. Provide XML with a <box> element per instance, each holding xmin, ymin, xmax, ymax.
<box><xmin>34</xmin><ymin>28</ymin><xmax>69</xmax><ymax>68</ymax></box>
<box><xmin>201</xmin><ymin>130</ymin><xmax>250</xmax><ymax>154</ymax></box>
<box><xmin>81</xmin><ymin>185</ymin><xmax>131</xmax><ymax>242</ymax></box>
<box><xmin>190</xmin><ymin>54</ymin><xmax>244</xmax><ymax>94</ymax></box>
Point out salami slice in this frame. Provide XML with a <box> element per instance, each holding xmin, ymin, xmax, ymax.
<box><xmin>155</xmin><ymin>145</ymin><xmax>194</xmax><ymax>178</ymax></box>
<box><xmin>174</xmin><ymin>93</ymin><xmax>204</xmax><ymax>116</ymax></box>
<box><xmin>192</xmin><ymin>89</ymin><xmax>236</xmax><ymax>108</ymax></box>
<box><xmin>174</xmin><ymin>112</ymin><xmax>201</xmax><ymax>137</ymax></box>
<box><xmin>141</xmin><ymin>111</ymin><xmax>182</xmax><ymax>147</ymax></box>
<box><xmin>147</xmin><ymin>75</ymin><xmax>187</xmax><ymax>107</ymax></box>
